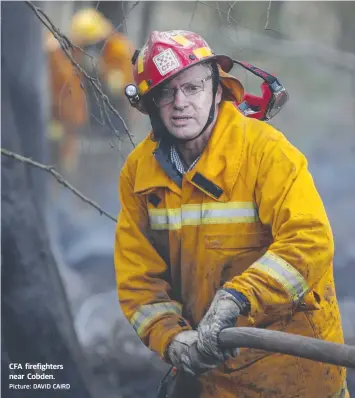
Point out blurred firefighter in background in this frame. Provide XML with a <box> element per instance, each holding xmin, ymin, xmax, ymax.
<box><xmin>46</xmin><ymin>7</ymin><xmax>134</xmax><ymax>174</ymax></box>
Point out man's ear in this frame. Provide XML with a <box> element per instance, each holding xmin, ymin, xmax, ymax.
<box><xmin>215</xmin><ymin>83</ymin><xmax>223</xmax><ymax>105</ymax></box>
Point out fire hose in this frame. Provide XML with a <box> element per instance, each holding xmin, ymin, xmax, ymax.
<box><xmin>219</xmin><ymin>327</ymin><xmax>355</xmax><ymax>369</ymax></box>
<box><xmin>158</xmin><ymin>327</ymin><xmax>355</xmax><ymax>398</ymax></box>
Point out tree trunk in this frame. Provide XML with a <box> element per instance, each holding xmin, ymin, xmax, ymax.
<box><xmin>1</xmin><ymin>3</ymin><xmax>95</xmax><ymax>397</ymax></box>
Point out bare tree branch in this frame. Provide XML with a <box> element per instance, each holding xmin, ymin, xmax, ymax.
<box><xmin>1</xmin><ymin>148</ymin><xmax>117</xmax><ymax>223</ymax></box>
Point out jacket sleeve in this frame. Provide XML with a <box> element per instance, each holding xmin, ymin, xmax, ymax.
<box><xmin>114</xmin><ymin>165</ymin><xmax>192</xmax><ymax>359</ymax></box>
<box><xmin>223</xmin><ymin>129</ymin><xmax>334</xmax><ymax>322</ymax></box>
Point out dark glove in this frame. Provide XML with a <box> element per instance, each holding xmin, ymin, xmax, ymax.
<box><xmin>197</xmin><ymin>289</ymin><xmax>248</xmax><ymax>362</ymax></box>
<box><xmin>167</xmin><ymin>330</ymin><xmax>220</xmax><ymax>376</ymax></box>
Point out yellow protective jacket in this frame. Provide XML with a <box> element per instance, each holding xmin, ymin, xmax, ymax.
<box><xmin>114</xmin><ymin>101</ymin><xmax>348</xmax><ymax>398</ymax></box>
<box><xmin>100</xmin><ymin>32</ymin><xmax>135</xmax><ymax>95</ymax></box>
<box><xmin>46</xmin><ymin>36</ymin><xmax>88</xmax><ymax>127</ymax></box>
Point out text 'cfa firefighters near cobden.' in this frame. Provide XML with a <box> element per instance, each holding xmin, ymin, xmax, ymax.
<box><xmin>8</xmin><ymin>363</ymin><xmax>70</xmax><ymax>391</ymax></box>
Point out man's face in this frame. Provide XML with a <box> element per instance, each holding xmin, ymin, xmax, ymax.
<box><xmin>155</xmin><ymin>64</ymin><xmax>221</xmax><ymax>140</ymax></box>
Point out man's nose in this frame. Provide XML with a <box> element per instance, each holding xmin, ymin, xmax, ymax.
<box><xmin>173</xmin><ymin>88</ymin><xmax>188</xmax><ymax>108</ymax></box>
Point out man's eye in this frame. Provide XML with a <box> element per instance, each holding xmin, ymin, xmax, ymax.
<box><xmin>185</xmin><ymin>85</ymin><xmax>200</xmax><ymax>93</ymax></box>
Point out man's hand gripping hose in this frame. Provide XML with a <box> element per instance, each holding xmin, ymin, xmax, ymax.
<box><xmin>158</xmin><ymin>326</ymin><xmax>355</xmax><ymax>398</ymax></box>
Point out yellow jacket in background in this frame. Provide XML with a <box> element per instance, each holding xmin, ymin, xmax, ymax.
<box><xmin>100</xmin><ymin>32</ymin><xmax>134</xmax><ymax>95</ymax></box>
<box><xmin>46</xmin><ymin>32</ymin><xmax>88</xmax><ymax>127</ymax></box>
<box><xmin>114</xmin><ymin>101</ymin><xmax>348</xmax><ymax>397</ymax></box>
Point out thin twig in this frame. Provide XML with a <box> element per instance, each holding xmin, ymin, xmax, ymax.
<box><xmin>215</xmin><ymin>1</ymin><xmax>224</xmax><ymax>24</ymax></box>
<box><xmin>265</xmin><ymin>0</ymin><xmax>272</xmax><ymax>30</ymax></box>
<box><xmin>264</xmin><ymin>1</ymin><xmax>279</xmax><ymax>34</ymax></box>
<box><xmin>1</xmin><ymin>148</ymin><xmax>117</xmax><ymax>223</ymax></box>
<box><xmin>214</xmin><ymin>1</ymin><xmax>243</xmax><ymax>54</ymax></box>
<box><xmin>100</xmin><ymin>1</ymin><xmax>140</xmax><ymax>57</ymax></box>
<box><xmin>200</xmin><ymin>1</ymin><xmax>252</xmax><ymax>30</ymax></box>
<box><xmin>188</xmin><ymin>1</ymin><xmax>199</xmax><ymax>29</ymax></box>
<box><xmin>227</xmin><ymin>1</ymin><xmax>236</xmax><ymax>26</ymax></box>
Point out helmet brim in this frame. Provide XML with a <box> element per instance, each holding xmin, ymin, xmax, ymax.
<box><xmin>219</xmin><ymin>69</ymin><xmax>244</xmax><ymax>103</ymax></box>
<box><xmin>214</xmin><ymin>55</ymin><xmax>234</xmax><ymax>73</ymax></box>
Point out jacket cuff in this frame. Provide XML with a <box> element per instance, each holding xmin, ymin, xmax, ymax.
<box><xmin>145</xmin><ymin>316</ymin><xmax>193</xmax><ymax>362</ymax></box>
<box><xmin>223</xmin><ymin>288</ymin><xmax>251</xmax><ymax>316</ymax></box>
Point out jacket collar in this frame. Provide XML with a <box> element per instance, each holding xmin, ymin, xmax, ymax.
<box><xmin>134</xmin><ymin>102</ymin><xmax>247</xmax><ymax>202</ymax></box>
<box><xmin>133</xmin><ymin>136</ymin><xmax>182</xmax><ymax>196</ymax></box>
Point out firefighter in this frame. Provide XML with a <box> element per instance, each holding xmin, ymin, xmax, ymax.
<box><xmin>46</xmin><ymin>30</ymin><xmax>87</xmax><ymax>174</ymax></box>
<box><xmin>46</xmin><ymin>8</ymin><xmax>134</xmax><ymax>173</ymax></box>
<box><xmin>114</xmin><ymin>30</ymin><xmax>349</xmax><ymax>397</ymax></box>
<box><xmin>69</xmin><ymin>7</ymin><xmax>134</xmax><ymax>98</ymax></box>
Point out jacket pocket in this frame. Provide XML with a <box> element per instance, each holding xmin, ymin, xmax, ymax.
<box><xmin>203</xmin><ymin>232</ymin><xmax>272</xmax><ymax>290</ymax></box>
<box><xmin>205</xmin><ymin>232</ymin><xmax>272</xmax><ymax>250</ymax></box>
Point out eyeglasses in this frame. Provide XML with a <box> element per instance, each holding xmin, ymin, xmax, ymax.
<box><xmin>153</xmin><ymin>75</ymin><xmax>212</xmax><ymax>108</ymax></box>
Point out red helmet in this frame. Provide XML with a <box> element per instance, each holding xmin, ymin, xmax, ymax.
<box><xmin>133</xmin><ymin>30</ymin><xmax>234</xmax><ymax>97</ymax></box>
